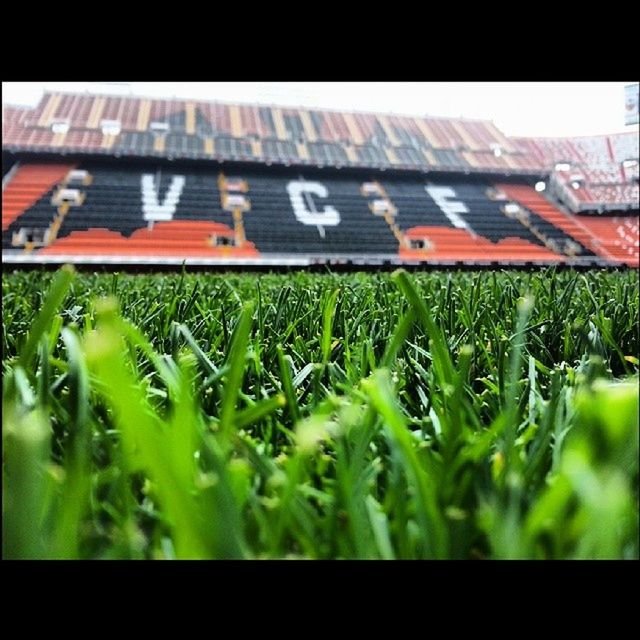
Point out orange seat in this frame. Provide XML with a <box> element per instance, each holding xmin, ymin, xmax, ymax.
<box><xmin>2</xmin><ymin>164</ymin><xmax>74</xmax><ymax>231</ymax></box>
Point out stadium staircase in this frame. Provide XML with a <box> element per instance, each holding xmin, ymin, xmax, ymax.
<box><xmin>497</xmin><ymin>183</ymin><xmax>638</xmax><ymax>266</ymax></box>
<box><xmin>2</xmin><ymin>164</ymin><xmax>73</xmax><ymax>231</ymax></box>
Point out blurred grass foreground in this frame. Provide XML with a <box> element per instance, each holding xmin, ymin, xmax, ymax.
<box><xmin>2</xmin><ymin>266</ymin><xmax>638</xmax><ymax>559</ymax></box>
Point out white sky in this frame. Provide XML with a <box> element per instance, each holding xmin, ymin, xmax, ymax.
<box><xmin>2</xmin><ymin>81</ymin><xmax>638</xmax><ymax>138</ymax></box>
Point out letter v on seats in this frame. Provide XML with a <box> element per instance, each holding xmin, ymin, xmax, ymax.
<box><xmin>141</xmin><ymin>174</ymin><xmax>186</xmax><ymax>222</ymax></box>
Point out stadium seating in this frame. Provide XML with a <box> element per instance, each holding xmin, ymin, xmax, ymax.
<box><xmin>2</xmin><ymin>164</ymin><xmax>74</xmax><ymax>231</ymax></box>
<box><xmin>570</xmin><ymin>215</ymin><xmax>639</xmax><ymax>267</ymax></box>
<box><xmin>5</xmin><ymin>162</ymin><xmax>625</xmax><ymax>265</ymax></box>
<box><xmin>2</xmin><ymin>93</ymin><xmax>637</xmax><ymax>265</ymax></box>
<box><xmin>609</xmin><ymin>132</ymin><xmax>640</xmax><ymax>164</ymax></box>
<box><xmin>2</xmin><ymin>93</ymin><xmax>547</xmax><ymax>174</ymax></box>
<box><xmin>498</xmin><ymin>184</ymin><xmax>639</xmax><ymax>267</ymax></box>
<box><xmin>514</xmin><ymin>134</ymin><xmax>639</xmax><ymax>213</ymax></box>
<box><xmin>5</xmin><ymin>93</ymin><xmax>637</xmax><ymax>216</ymax></box>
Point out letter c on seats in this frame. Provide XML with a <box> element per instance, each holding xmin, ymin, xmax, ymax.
<box><xmin>286</xmin><ymin>181</ymin><xmax>340</xmax><ymax>226</ymax></box>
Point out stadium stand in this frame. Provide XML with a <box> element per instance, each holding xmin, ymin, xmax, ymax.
<box><xmin>2</xmin><ymin>162</ymin><xmax>626</xmax><ymax>265</ymax></box>
<box><xmin>2</xmin><ymin>93</ymin><xmax>545</xmax><ymax>173</ymax></box>
<box><xmin>497</xmin><ymin>184</ymin><xmax>638</xmax><ymax>268</ymax></box>
<box><xmin>2</xmin><ymin>92</ymin><xmax>638</xmax><ymax>267</ymax></box>
<box><xmin>514</xmin><ymin>133</ymin><xmax>639</xmax><ymax>213</ymax></box>
<box><xmin>2</xmin><ymin>164</ymin><xmax>73</xmax><ymax>231</ymax></box>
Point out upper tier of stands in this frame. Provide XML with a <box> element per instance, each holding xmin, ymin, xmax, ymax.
<box><xmin>514</xmin><ymin>134</ymin><xmax>639</xmax><ymax>213</ymax></box>
<box><xmin>3</xmin><ymin>92</ymin><xmax>639</xmax><ymax>213</ymax></box>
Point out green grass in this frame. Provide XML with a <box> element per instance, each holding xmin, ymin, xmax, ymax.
<box><xmin>2</xmin><ymin>267</ymin><xmax>638</xmax><ymax>559</ymax></box>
